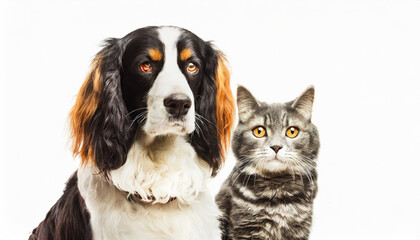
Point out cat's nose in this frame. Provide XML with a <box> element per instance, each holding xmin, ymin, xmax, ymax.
<box><xmin>270</xmin><ymin>145</ymin><xmax>282</xmax><ymax>153</ymax></box>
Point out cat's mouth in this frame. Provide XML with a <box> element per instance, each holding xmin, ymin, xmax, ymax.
<box><xmin>273</xmin><ymin>155</ymin><xmax>289</xmax><ymax>163</ymax></box>
<box><xmin>255</xmin><ymin>157</ymin><xmax>289</xmax><ymax>174</ymax></box>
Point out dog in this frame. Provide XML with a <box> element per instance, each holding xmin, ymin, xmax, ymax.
<box><xmin>29</xmin><ymin>26</ymin><xmax>235</xmax><ymax>240</ymax></box>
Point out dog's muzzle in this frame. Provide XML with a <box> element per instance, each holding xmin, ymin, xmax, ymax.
<box><xmin>164</xmin><ymin>93</ymin><xmax>192</xmax><ymax>119</ymax></box>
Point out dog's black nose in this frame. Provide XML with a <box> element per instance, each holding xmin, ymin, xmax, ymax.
<box><xmin>270</xmin><ymin>145</ymin><xmax>282</xmax><ymax>153</ymax></box>
<box><xmin>163</xmin><ymin>94</ymin><xmax>192</xmax><ymax>117</ymax></box>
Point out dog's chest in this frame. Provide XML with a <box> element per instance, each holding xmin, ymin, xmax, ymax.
<box><xmin>77</xmin><ymin>137</ymin><xmax>220</xmax><ymax>240</ymax></box>
<box><xmin>79</xmin><ymin>169</ymin><xmax>220</xmax><ymax>240</ymax></box>
<box><xmin>92</xmin><ymin>191</ymin><xmax>220</xmax><ymax>240</ymax></box>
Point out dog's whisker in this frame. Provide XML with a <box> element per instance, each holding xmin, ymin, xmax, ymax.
<box><xmin>195</xmin><ymin>113</ymin><xmax>216</xmax><ymax>127</ymax></box>
<box><xmin>129</xmin><ymin>111</ymin><xmax>148</xmax><ymax>129</ymax></box>
<box><xmin>126</xmin><ymin>107</ymin><xmax>148</xmax><ymax>117</ymax></box>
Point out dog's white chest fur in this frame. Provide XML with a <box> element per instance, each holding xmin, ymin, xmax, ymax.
<box><xmin>77</xmin><ymin>135</ymin><xmax>221</xmax><ymax>240</ymax></box>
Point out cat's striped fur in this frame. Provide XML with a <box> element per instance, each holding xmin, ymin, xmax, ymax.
<box><xmin>216</xmin><ymin>86</ymin><xmax>320</xmax><ymax>240</ymax></box>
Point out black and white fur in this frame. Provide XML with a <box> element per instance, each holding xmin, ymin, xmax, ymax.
<box><xmin>29</xmin><ymin>26</ymin><xmax>235</xmax><ymax>240</ymax></box>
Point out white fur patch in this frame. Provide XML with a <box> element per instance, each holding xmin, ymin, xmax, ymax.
<box><xmin>78</xmin><ymin>135</ymin><xmax>220</xmax><ymax>240</ymax></box>
<box><xmin>144</xmin><ymin>27</ymin><xmax>195</xmax><ymax>137</ymax></box>
<box><xmin>110</xmin><ymin>135</ymin><xmax>210</xmax><ymax>204</ymax></box>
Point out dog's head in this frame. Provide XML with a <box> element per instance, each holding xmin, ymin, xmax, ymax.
<box><xmin>70</xmin><ymin>26</ymin><xmax>235</xmax><ymax>176</ymax></box>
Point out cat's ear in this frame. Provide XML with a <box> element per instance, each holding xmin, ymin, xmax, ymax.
<box><xmin>237</xmin><ymin>86</ymin><xmax>260</xmax><ymax>121</ymax></box>
<box><xmin>292</xmin><ymin>85</ymin><xmax>315</xmax><ymax>119</ymax></box>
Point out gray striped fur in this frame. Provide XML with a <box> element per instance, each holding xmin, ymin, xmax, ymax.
<box><xmin>216</xmin><ymin>86</ymin><xmax>320</xmax><ymax>240</ymax></box>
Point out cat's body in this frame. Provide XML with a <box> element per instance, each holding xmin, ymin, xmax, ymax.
<box><xmin>216</xmin><ymin>86</ymin><xmax>320</xmax><ymax>240</ymax></box>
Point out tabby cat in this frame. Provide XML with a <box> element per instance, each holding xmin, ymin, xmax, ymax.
<box><xmin>216</xmin><ymin>86</ymin><xmax>320</xmax><ymax>240</ymax></box>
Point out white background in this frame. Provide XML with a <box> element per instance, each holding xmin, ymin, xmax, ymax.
<box><xmin>1</xmin><ymin>0</ymin><xmax>420</xmax><ymax>239</ymax></box>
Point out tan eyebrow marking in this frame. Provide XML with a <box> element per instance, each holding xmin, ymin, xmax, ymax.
<box><xmin>180</xmin><ymin>48</ymin><xmax>192</xmax><ymax>61</ymax></box>
<box><xmin>148</xmin><ymin>48</ymin><xmax>162</xmax><ymax>61</ymax></box>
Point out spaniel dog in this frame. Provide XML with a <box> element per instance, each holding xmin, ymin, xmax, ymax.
<box><xmin>29</xmin><ymin>26</ymin><xmax>235</xmax><ymax>240</ymax></box>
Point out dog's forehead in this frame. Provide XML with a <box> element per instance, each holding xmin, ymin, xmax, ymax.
<box><xmin>122</xmin><ymin>26</ymin><xmax>207</xmax><ymax>59</ymax></box>
<box><xmin>122</xmin><ymin>27</ymin><xmax>162</xmax><ymax>56</ymax></box>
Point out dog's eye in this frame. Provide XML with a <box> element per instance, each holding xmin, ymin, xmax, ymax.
<box><xmin>140</xmin><ymin>62</ymin><xmax>152</xmax><ymax>73</ymax></box>
<box><xmin>187</xmin><ymin>63</ymin><xmax>198</xmax><ymax>74</ymax></box>
<box><xmin>286</xmin><ymin>127</ymin><xmax>299</xmax><ymax>138</ymax></box>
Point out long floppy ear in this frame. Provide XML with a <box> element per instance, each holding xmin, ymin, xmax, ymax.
<box><xmin>215</xmin><ymin>53</ymin><xmax>235</xmax><ymax>168</ymax></box>
<box><xmin>70</xmin><ymin>38</ymin><xmax>135</xmax><ymax>175</ymax></box>
<box><xmin>191</xmin><ymin>50</ymin><xmax>235</xmax><ymax>176</ymax></box>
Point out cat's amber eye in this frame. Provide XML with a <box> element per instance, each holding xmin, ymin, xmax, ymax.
<box><xmin>253</xmin><ymin>126</ymin><xmax>267</xmax><ymax>138</ymax></box>
<box><xmin>187</xmin><ymin>62</ymin><xmax>198</xmax><ymax>73</ymax></box>
<box><xmin>286</xmin><ymin>127</ymin><xmax>299</xmax><ymax>138</ymax></box>
<box><xmin>140</xmin><ymin>62</ymin><xmax>152</xmax><ymax>73</ymax></box>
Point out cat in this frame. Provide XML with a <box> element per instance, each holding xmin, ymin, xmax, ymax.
<box><xmin>216</xmin><ymin>85</ymin><xmax>320</xmax><ymax>240</ymax></box>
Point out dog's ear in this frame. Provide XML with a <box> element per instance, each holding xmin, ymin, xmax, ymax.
<box><xmin>70</xmin><ymin>38</ymin><xmax>135</xmax><ymax>176</ymax></box>
<box><xmin>192</xmin><ymin>49</ymin><xmax>235</xmax><ymax>176</ymax></box>
<box><xmin>215</xmin><ymin>53</ymin><xmax>235</xmax><ymax>168</ymax></box>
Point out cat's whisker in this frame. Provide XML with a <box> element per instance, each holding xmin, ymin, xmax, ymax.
<box><xmin>231</xmin><ymin>171</ymin><xmax>244</xmax><ymax>187</ymax></box>
<box><xmin>231</xmin><ymin>161</ymin><xmax>254</xmax><ymax>186</ymax></box>
<box><xmin>243</xmin><ymin>149</ymin><xmax>263</xmax><ymax>156</ymax></box>
<box><xmin>286</xmin><ymin>154</ymin><xmax>302</xmax><ymax>183</ymax></box>
<box><xmin>292</xmin><ymin>161</ymin><xmax>310</xmax><ymax>184</ymax></box>
<box><xmin>298</xmin><ymin>154</ymin><xmax>317</xmax><ymax>164</ymax></box>
<box><xmin>299</xmin><ymin>154</ymin><xmax>318</xmax><ymax>165</ymax></box>
<box><xmin>295</xmin><ymin>155</ymin><xmax>316</xmax><ymax>173</ymax></box>
<box><xmin>287</xmin><ymin>153</ymin><xmax>315</xmax><ymax>186</ymax></box>
<box><xmin>231</xmin><ymin>164</ymin><xmax>246</xmax><ymax>184</ymax></box>
<box><xmin>296</xmin><ymin>160</ymin><xmax>315</xmax><ymax>186</ymax></box>
<box><xmin>244</xmin><ymin>172</ymin><xmax>253</xmax><ymax>187</ymax></box>
<box><xmin>293</xmin><ymin>161</ymin><xmax>306</xmax><ymax>184</ymax></box>
<box><xmin>291</xmin><ymin>156</ymin><xmax>311</xmax><ymax>176</ymax></box>
<box><xmin>288</xmin><ymin>159</ymin><xmax>297</xmax><ymax>182</ymax></box>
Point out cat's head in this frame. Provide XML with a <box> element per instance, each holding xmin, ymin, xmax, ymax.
<box><xmin>232</xmin><ymin>85</ymin><xmax>320</xmax><ymax>177</ymax></box>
